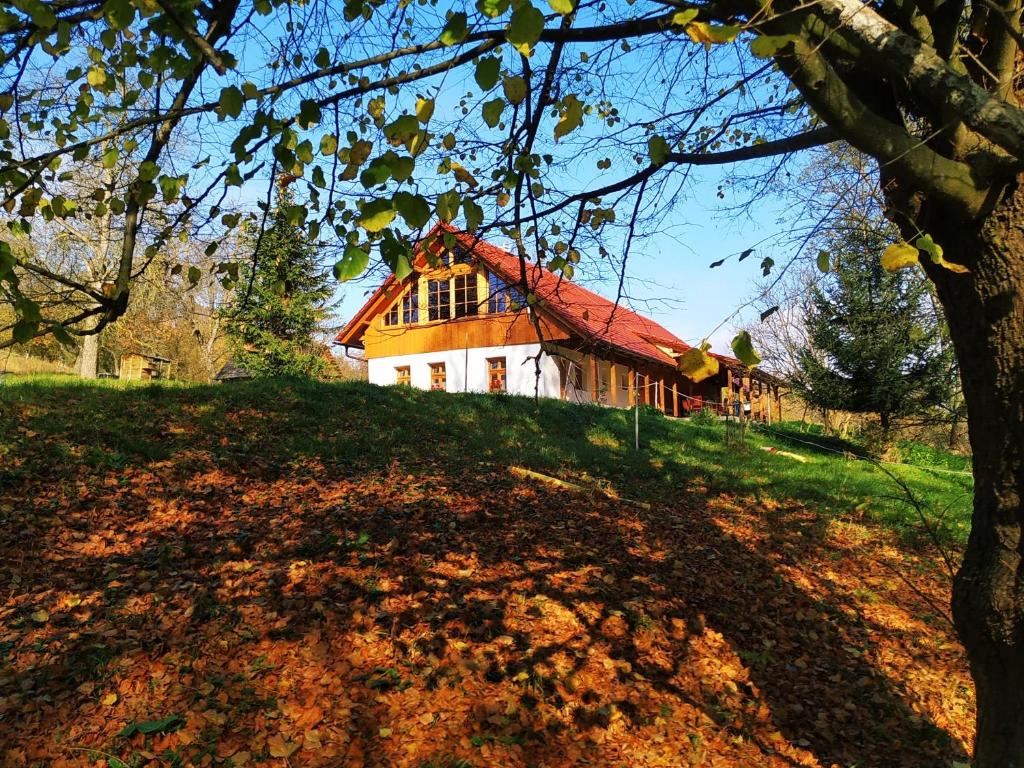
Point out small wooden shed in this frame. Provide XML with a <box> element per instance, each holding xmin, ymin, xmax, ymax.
<box><xmin>120</xmin><ymin>353</ymin><xmax>172</xmax><ymax>381</ymax></box>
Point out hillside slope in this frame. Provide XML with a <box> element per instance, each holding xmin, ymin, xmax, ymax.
<box><xmin>0</xmin><ymin>379</ymin><xmax>973</xmax><ymax>767</ymax></box>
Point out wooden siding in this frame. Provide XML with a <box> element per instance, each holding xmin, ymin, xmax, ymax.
<box><xmin>363</xmin><ymin>311</ymin><xmax>569</xmax><ymax>359</ymax></box>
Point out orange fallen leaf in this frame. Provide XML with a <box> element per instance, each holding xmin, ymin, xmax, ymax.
<box><xmin>267</xmin><ymin>734</ymin><xmax>300</xmax><ymax>758</ymax></box>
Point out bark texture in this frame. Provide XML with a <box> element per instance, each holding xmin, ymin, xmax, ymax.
<box><xmin>923</xmin><ymin>177</ymin><xmax>1024</xmax><ymax>767</ymax></box>
<box><xmin>78</xmin><ymin>328</ymin><xmax>99</xmax><ymax>380</ymax></box>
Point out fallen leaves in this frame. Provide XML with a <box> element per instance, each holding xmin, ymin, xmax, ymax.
<box><xmin>0</xmin><ymin>383</ymin><xmax>973</xmax><ymax>768</ymax></box>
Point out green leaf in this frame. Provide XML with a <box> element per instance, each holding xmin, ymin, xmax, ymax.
<box><xmin>475</xmin><ymin>57</ymin><xmax>501</xmax><ymax>91</ymax></box>
<box><xmin>547</xmin><ymin>0</ymin><xmax>574</xmax><ymax>13</ymax></box>
<box><xmin>137</xmin><ymin>161</ymin><xmax>160</xmax><ymax>182</ymax></box>
<box><xmin>320</xmin><ymin>134</ymin><xmax>339</xmax><ymax>157</ymax></box>
<box><xmin>117</xmin><ymin>715</ymin><xmax>183</xmax><ymax>738</ymax></box>
<box><xmin>0</xmin><ymin>242</ymin><xmax>15</xmax><ymax>280</ymax></box>
<box><xmin>218</xmin><ymin>86</ymin><xmax>244</xmax><ymax>119</ymax></box>
<box><xmin>26</xmin><ymin>0</ymin><xmax>57</xmax><ymax>28</ymax></box>
<box><xmin>476</xmin><ymin>0</ymin><xmax>510</xmax><ymax>17</ymax></box>
<box><xmin>439</xmin><ymin>12</ymin><xmax>469</xmax><ymax>45</ymax></box>
<box><xmin>12</xmin><ymin>318</ymin><xmax>37</xmax><ymax>345</ymax></box>
<box><xmin>816</xmin><ymin>249</ymin><xmax>830</xmax><ymax>273</ymax></box>
<box><xmin>670</xmin><ymin>8</ymin><xmax>698</xmax><ymax>25</ymax></box>
<box><xmin>482</xmin><ymin>99</ymin><xmax>504</xmax><ymax>128</ymax></box>
<box><xmin>101</xmin><ymin>146</ymin><xmax>119</xmax><ymax>169</ymax></box>
<box><xmin>915</xmin><ymin>234</ymin><xmax>970</xmax><ymax>273</ymax></box>
<box><xmin>647</xmin><ymin>135</ymin><xmax>670</xmax><ymax>166</ymax></box>
<box><xmin>393</xmin><ymin>191</ymin><xmax>431</xmax><ymax>229</ymax></box>
<box><xmin>381</xmin><ymin>234</ymin><xmax>414</xmax><ymax>280</ymax></box>
<box><xmin>914</xmin><ymin>233</ymin><xmax>942</xmax><ymax>262</ymax></box>
<box><xmin>298</xmin><ymin>99</ymin><xmax>322</xmax><ymax>129</ymax></box>
<box><xmin>553</xmin><ymin>94</ymin><xmax>584</xmax><ymax>141</ymax></box>
<box><xmin>436</xmin><ymin>190</ymin><xmax>461</xmax><ymax>223</ymax></box>
<box><xmin>333</xmin><ymin>244</ymin><xmax>370</xmax><ymax>281</ymax></box>
<box><xmin>187</xmin><ymin>266</ymin><xmax>201</xmax><ymax>285</ymax></box>
<box><xmin>750</xmin><ymin>34</ymin><xmax>796</xmax><ymax>58</ymax></box>
<box><xmin>502</xmin><ymin>75</ymin><xmax>527</xmax><ymax>104</ymax></box>
<box><xmin>357</xmin><ymin>199</ymin><xmax>396</xmax><ymax>232</ymax></box>
<box><xmin>731</xmin><ymin>330</ymin><xmax>761</xmax><ymax>367</ymax></box>
<box><xmin>507</xmin><ymin>3</ymin><xmax>544</xmax><ymax>55</ymax></box>
<box><xmin>463</xmin><ymin>198</ymin><xmax>484</xmax><ymax>232</ymax></box>
<box><xmin>103</xmin><ymin>0</ymin><xmax>134</xmax><ymax>29</ymax></box>
<box><xmin>159</xmin><ymin>175</ymin><xmax>182</xmax><ymax>202</ymax></box>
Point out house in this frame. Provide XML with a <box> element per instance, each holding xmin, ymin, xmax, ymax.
<box><xmin>213</xmin><ymin>359</ymin><xmax>253</xmax><ymax>383</ymax></box>
<box><xmin>335</xmin><ymin>223</ymin><xmax>783</xmax><ymax>420</ymax></box>
<box><xmin>119</xmin><ymin>352</ymin><xmax>172</xmax><ymax>381</ymax></box>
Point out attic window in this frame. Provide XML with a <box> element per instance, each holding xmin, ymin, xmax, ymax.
<box><xmin>487</xmin><ymin>272</ymin><xmax>526</xmax><ymax>313</ymax></box>
<box><xmin>402</xmin><ymin>281</ymin><xmax>419</xmax><ymax>324</ymax></box>
<box><xmin>383</xmin><ymin>302</ymin><xmax>400</xmax><ymax>327</ymax></box>
<box><xmin>452</xmin><ymin>246</ymin><xmax>473</xmax><ymax>265</ymax></box>
<box><xmin>453</xmin><ymin>274</ymin><xmax>478</xmax><ymax>318</ymax></box>
<box><xmin>427</xmin><ymin>279</ymin><xmax>450</xmax><ymax>321</ymax></box>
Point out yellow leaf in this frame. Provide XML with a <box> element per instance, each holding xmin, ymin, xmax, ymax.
<box><xmin>415</xmin><ymin>97</ymin><xmax>435</xmax><ymax>124</ymax></box>
<box><xmin>553</xmin><ymin>94</ymin><xmax>584</xmax><ymax>141</ymax></box>
<box><xmin>935</xmin><ymin>256</ymin><xmax>970</xmax><ymax>273</ymax></box>
<box><xmin>87</xmin><ymin>66</ymin><xmax>107</xmax><ymax>87</ymax></box>
<box><xmin>678</xmin><ymin>347</ymin><xmax>720</xmax><ymax>383</ymax></box>
<box><xmin>685</xmin><ymin>22</ymin><xmax>740</xmax><ymax>45</ymax></box>
<box><xmin>30</xmin><ymin>609</ymin><xmax>48</xmax><ymax>623</ymax></box>
<box><xmin>379</xmin><ymin>727</ymin><xmax>393</xmax><ymax>738</ymax></box>
<box><xmin>496</xmin><ymin>192</ymin><xmax>511</xmax><ymax>207</ymax></box>
<box><xmin>102</xmin><ymin>692</ymin><xmax>118</xmax><ymax>706</ymax></box>
<box><xmin>881</xmin><ymin>242</ymin><xmax>920</xmax><ymax>272</ymax></box>
<box><xmin>267</xmin><ymin>734</ymin><xmax>299</xmax><ymax>758</ymax></box>
<box><xmin>450</xmin><ymin>162</ymin><xmax>479</xmax><ymax>188</ymax></box>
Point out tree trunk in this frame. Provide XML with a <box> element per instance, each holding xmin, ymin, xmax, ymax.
<box><xmin>78</xmin><ymin>327</ymin><xmax>100</xmax><ymax>379</ymax></box>
<box><xmin>921</xmin><ymin>178</ymin><xmax>1024</xmax><ymax>767</ymax></box>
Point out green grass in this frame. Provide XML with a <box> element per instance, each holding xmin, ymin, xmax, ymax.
<box><xmin>0</xmin><ymin>375</ymin><xmax>973</xmax><ymax>545</ymax></box>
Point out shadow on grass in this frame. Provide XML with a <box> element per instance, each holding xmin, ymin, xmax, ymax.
<box><xmin>0</xmin><ymin>378</ymin><xmax>971</xmax><ymax>766</ymax></box>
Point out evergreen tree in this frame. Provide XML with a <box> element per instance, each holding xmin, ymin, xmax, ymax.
<box><xmin>795</xmin><ymin>217</ymin><xmax>955</xmax><ymax>438</ymax></box>
<box><xmin>223</xmin><ymin>182</ymin><xmax>334</xmax><ymax>378</ymax></box>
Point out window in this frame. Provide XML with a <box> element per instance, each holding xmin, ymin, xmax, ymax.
<box><xmin>383</xmin><ymin>302</ymin><xmax>400</xmax><ymax>327</ymax></box>
<box><xmin>453</xmin><ymin>274</ymin><xmax>479</xmax><ymax>318</ymax></box>
<box><xmin>619</xmin><ymin>371</ymin><xmax>631</xmax><ymax>392</ymax></box>
<box><xmin>402</xmin><ymin>281</ymin><xmax>419</xmax><ymax>324</ymax></box>
<box><xmin>487</xmin><ymin>272</ymin><xmax>527</xmax><ymax>313</ymax></box>
<box><xmin>453</xmin><ymin>246</ymin><xmax>473</xmax><ymax>265</ymax></box>
<box><xmin>488</xmin><ymin>272</ymin><xmax>507</xmax><ymax>313</ymax></box>
<box><xmin>488</xmin><ymin>357</ymin><xmax>507</xmax><ymax>392</ymax></box>
<box><xmin>395</xmin><ymin>366</ymin><xmax>411</xmax><ymax>386</ymax></box>
<box><xmin>427</xmin><ymin>279</ymin><xmax>450</xmax><ymax>321</ymax></box>
<box><xmin>430</xmin><ymin>362</ymin><xmax>446</xmax><ymax>391</ymax></box>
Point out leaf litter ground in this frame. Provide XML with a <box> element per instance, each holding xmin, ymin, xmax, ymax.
<box><xmin>0</xmin><ymin>379</ymin><xmax>972</xmax><ymax>767</ymax></box>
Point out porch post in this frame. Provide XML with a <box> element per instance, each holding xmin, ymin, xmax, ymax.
<box><xmin>672</xmin><ymin>381</ymin><xmax>679</xmax><ymax>417</ymax></box>
<box><xmin>590</xmin><ymin>354</ymin><xmax>599</xmax><ymax>403</ymax></box>
<box><xmin>628</xmin><ymin>368</ymin><xmax>636</xmax><ymax>407</ymax></box>
<box><xmin>609</xmin><ymin>360</ymin><xmax>618</xmax><ymax>407</ymax></box>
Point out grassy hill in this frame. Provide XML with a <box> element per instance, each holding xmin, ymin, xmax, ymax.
<box><xmin>0</xmin><ymin>378</ymin><xmax>974</xmax><ymax>767</ymax></box>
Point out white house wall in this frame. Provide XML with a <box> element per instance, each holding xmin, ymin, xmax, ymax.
<box><xmin>367</xmin><ymin>343</ymin><xmax>561</xmax><ymax>398</ymax></box>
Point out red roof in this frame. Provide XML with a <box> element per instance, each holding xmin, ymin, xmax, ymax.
<box><xmin>336</xmin><ymin>222</ymin><xmax>694</xmax><ymax>368</ymax></box>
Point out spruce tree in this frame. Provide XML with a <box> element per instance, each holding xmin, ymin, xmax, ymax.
<box><xmin>223</xmin><ymin>181</ymin><xmax>334</xmax><ymax>378</ymax></box>
<box><xmin>795</xmin><ymin>217</ymin><xmax>955</xmax><ymax>439</ymax></box>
